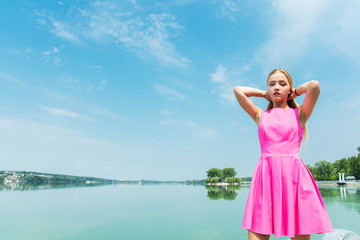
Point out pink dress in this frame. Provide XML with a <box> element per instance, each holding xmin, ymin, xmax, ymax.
<box><xmin>241</xmin><ymin>108</ymin><xmax>333</xmax><ymax>238</ymax></box>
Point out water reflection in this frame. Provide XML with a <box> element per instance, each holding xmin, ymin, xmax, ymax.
<box><xmin>318</xmin><ymin>186</ymin><xmax>360</xmax><ymax>215</ymax></box>
<box><xmin>319</xmin><ymin>186</ymin><xmax>359</xmax><ymax>198</ymax></box>
<box><xmin>206</xmin><ymin>185</ymin><xmax>242</xmax><ymax>200</ymax></box>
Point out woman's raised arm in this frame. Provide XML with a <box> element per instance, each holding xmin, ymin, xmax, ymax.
<box><xmin>293</xmin><ymin>80</ymin><xmax>321</xmax><ymax>127</ymax></box>
<box><xmin>233</xmin><ymin>86</ymin><xmax>269</xmax><ymax>125</ymax></box>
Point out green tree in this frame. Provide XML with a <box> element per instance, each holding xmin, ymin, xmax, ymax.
<box><xmin>315</xmin><ymin>160</ymin><xmax>334</xmax><ymax>180</ymax></box>
<box><xmin>306</xmin><ymin>164</ymin><xmax>318</xmax><ymax>179</ymax></box>
<box><xmin>210</xmin><ymin>177</ymin><xmax>219</xmax><ymax>184</ymax></box>
<box><xmin>334</xmin><ymin>158</ymin><xmax>349</xmax><ymax>174</ymax></box>
<box><xmin>305</xmin><ymin>147</ymin><xmax>360</xmax><ymax>181</ymax></box>
<box><xmin>223</xmin><ymin>168</ymin><xmax>237</xmax><ymax>178</ymax></box>
<box><xmin>24</xmin><ymin>175</ymin><xmax>47</xmax><ymax>183</ymax></box>
<box><xmin>206</xmin><ymin>167</ymin><xmax>241</xmax><ymax>183</ymax></box>
<box><xmin>227</xmin><ymin>177</ymin><xmax>235</xmax><ymax>183</ymax></box>
<box><xmin>348</xmin><ymin>155</ymin><xmax>360</xmax><ymax>180</ymax></box>
<box><xmin>219</xmin><ymin>169</ymin><xmax>225</xmax><ymax>182</ymax></box>
<box><xmin>206</xmin><ymin>168</ymin><xmax>222</xmax><ymax>178</ymax></box>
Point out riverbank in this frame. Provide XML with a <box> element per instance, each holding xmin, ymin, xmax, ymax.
<box><xmin>206</xmin><ymin>182</ymin><xmax>240</xmax><ymax>186</ymax></box>
<box><xmin>315</xmin><ymin>181</ymin><xmax>360</xmax><ymax>186</ymax></box>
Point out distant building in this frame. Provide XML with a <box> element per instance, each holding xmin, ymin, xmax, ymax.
<box><xmin>345</xmin><ymin>176</ymin><xmax>356</xmax><ymax>182</ymax></box>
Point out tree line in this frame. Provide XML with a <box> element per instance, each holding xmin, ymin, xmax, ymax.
<box><xmin>306</xmin><ymin>147</ymin><xmax>360</xmax><ymax>181</ymax></box>
<box><xmin>205</xmin><ymin>167</ymin><xmax>242</xmax><ymax>184</ymax></box>
<box><xmin>0</xmin><ymin>171</ymin><xmax>113</xmax><ymax>184</ymax></box>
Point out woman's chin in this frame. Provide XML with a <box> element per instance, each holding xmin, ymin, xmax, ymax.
<box><xmin>271</xmin><ymin>98</ymin><xmax>287</xmax><ymax>102</ymax></box>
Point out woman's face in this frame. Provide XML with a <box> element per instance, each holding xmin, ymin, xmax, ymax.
<box><xmin>267</xmin><ymin>71</ymin><xmax>291</xmax><ymax>102</ymax></box>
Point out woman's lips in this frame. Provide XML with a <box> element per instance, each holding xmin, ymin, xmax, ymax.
<box><xmin>273</xmin><ymin>92</ymin><xmax>280</xmax><ymax>96</ymax></box>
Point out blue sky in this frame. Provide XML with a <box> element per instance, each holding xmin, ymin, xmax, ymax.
<box><xmin>1</xmin><ymin>0</ymin><xmax>360</xmax><ymax>181</ymax></box>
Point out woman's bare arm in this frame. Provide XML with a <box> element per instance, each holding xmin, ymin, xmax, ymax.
<box><xmin>292</xmin><ymin>81</ymin><xmax>320</xmax><ymax>127</ymax></box>
<box><xmin>233</xmin><ymin>86</ymin><xmax>269</xmax><ymax>125</ymax></box>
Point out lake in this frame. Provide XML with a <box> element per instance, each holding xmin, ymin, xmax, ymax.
<box><xmin>1</xmin><ymin>183</ymin><xmax>359</xmax><ymax>240</ymax></box>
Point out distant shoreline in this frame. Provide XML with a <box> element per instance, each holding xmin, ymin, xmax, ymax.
<box><xmin>2</xmin><ymin>170</ymin><xmax>359</xmax><ymax>187</ymax></box>
<box><xmin>0</xmin><ymin>170</ymin><xmax>207</xmax><ymax>186</ymax></box>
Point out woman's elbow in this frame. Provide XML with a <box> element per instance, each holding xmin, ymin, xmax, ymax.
<box><xmin>309</xmin><ymin>80</ymin><xmax>320</xmax><ymax>92</ymax></box>
<box><xmin>233</xmin><ymin>86</ymin><xmax>243</xmax><ymax>95</ymax></box>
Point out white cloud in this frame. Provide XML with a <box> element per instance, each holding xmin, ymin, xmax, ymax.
<box><xmin>211</xmin><ymin>0</ymin><xmax>360</xmax><ymax>103</ymax></box>
<box><xmin>34</xmin><ymin>2</ymin><xmax>190</xmax><ymax>67</ymax></box>
<box><xmin>51</xmin><ymin>20</ymin><xmax>82</xmax><ymax>43</ymax></box>
<box><xmin>153</xmin><ymin>84</ymin><xmax>185</xmax><ymax>100</ymax></box>
<box><xmin>211</xmin><ymin>64</ymin><xmax>227</xmax><ymax>84</ymax></box>
<box><xmin>160</xmin><ymin>119</ymin><xmax>218</xmax><ymax>138</ymax></box>
<box><xmin>42</xmin><ymin>46</ymin><xmax>63</xmax><ymax>66</ymax></box>
<box><xmin>211</xmin><ymin>0</ymin><xmax>360</xmax><ymax>83</ymax></box>
<box><xmin>210</xmin><ymin>65</ymin><xmax>237</xmax><ymax>103</ymax></box>
<box><xmin>52</xmin><ymin>47</ymin><xmax>60</xmax><ymax>53</ymax></box>
<box><xmin>130</xmin><ymin>0</ymin><xmax>142</xmax><ymax>10</ymax></box>
<box><xmin>140</xmin><ymin>13</ymin><xmax>190</xmax><ymax>67</ymax></box>
<box><xmin>39</xmin><ymin>106</ymin><xmax>94</xmax><ymax>121</ymax></box>
<box><xmin>251</xmin><ymin>0</ymin><xmax>327</xmax><ymax>70</ymax></box>
<box><xmin>316</xmin><ymin>1</ymin><xmax>360</xmax><ymax>62</ymax></box>
<box><xmin>214</xmin><ymin>0</ymin><xmax>244</xmax><ymax>21</ymax></box>
<box><xmin>251</xmin><ymin>0</ymin><xmax>360</xmax><ymax>70</ymax></box>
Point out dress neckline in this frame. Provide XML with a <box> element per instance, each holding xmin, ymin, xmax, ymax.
<box><xmin>269</xmin><ymin>107</ymin><xmax>295</xmax><ymax>112</ymax></box>
<box><xmin>271</xmin><ymin>107</ymin><xmax>291</xmax><ymax>110</ymax></box>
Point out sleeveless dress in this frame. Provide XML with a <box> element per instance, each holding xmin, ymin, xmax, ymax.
<box><xmin>241</xmin><ymin>108</ymin><xmax>333</xmax><ymax>238</ymax></box>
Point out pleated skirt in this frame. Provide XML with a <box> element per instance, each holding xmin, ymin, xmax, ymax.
<box><xmin>241</xmin><ymin>154</ymin><xmax>334</xmax><ymax>238</ymax></box>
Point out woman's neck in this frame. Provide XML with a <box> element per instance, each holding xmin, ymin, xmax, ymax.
<box><xmin>272</xmin><ymin>101</ymin><xmax>289</xmax><ymax>109</ymax></box>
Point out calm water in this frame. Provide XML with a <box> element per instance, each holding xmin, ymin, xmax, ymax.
<box><xmin>1</xmin><ymin>183</ymin><xmax>359</xmax><ymax>240</ymax></box>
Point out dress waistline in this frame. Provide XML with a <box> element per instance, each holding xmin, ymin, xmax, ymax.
<box><xmin>261</xmin><ymin>153</ymin><xmax>299</xmax><ymax>157</ymax></box>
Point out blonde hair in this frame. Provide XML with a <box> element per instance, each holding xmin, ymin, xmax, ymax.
<box><xmin>266</xmin><ymin>68</ymin><xmax>308</xmax><ymax>143</ymax></box>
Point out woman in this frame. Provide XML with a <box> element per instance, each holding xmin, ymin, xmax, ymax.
<box><xmin>234</xmin><ymin>69</ymin><xmax>333</xmax><ymax>240</ymax></box>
